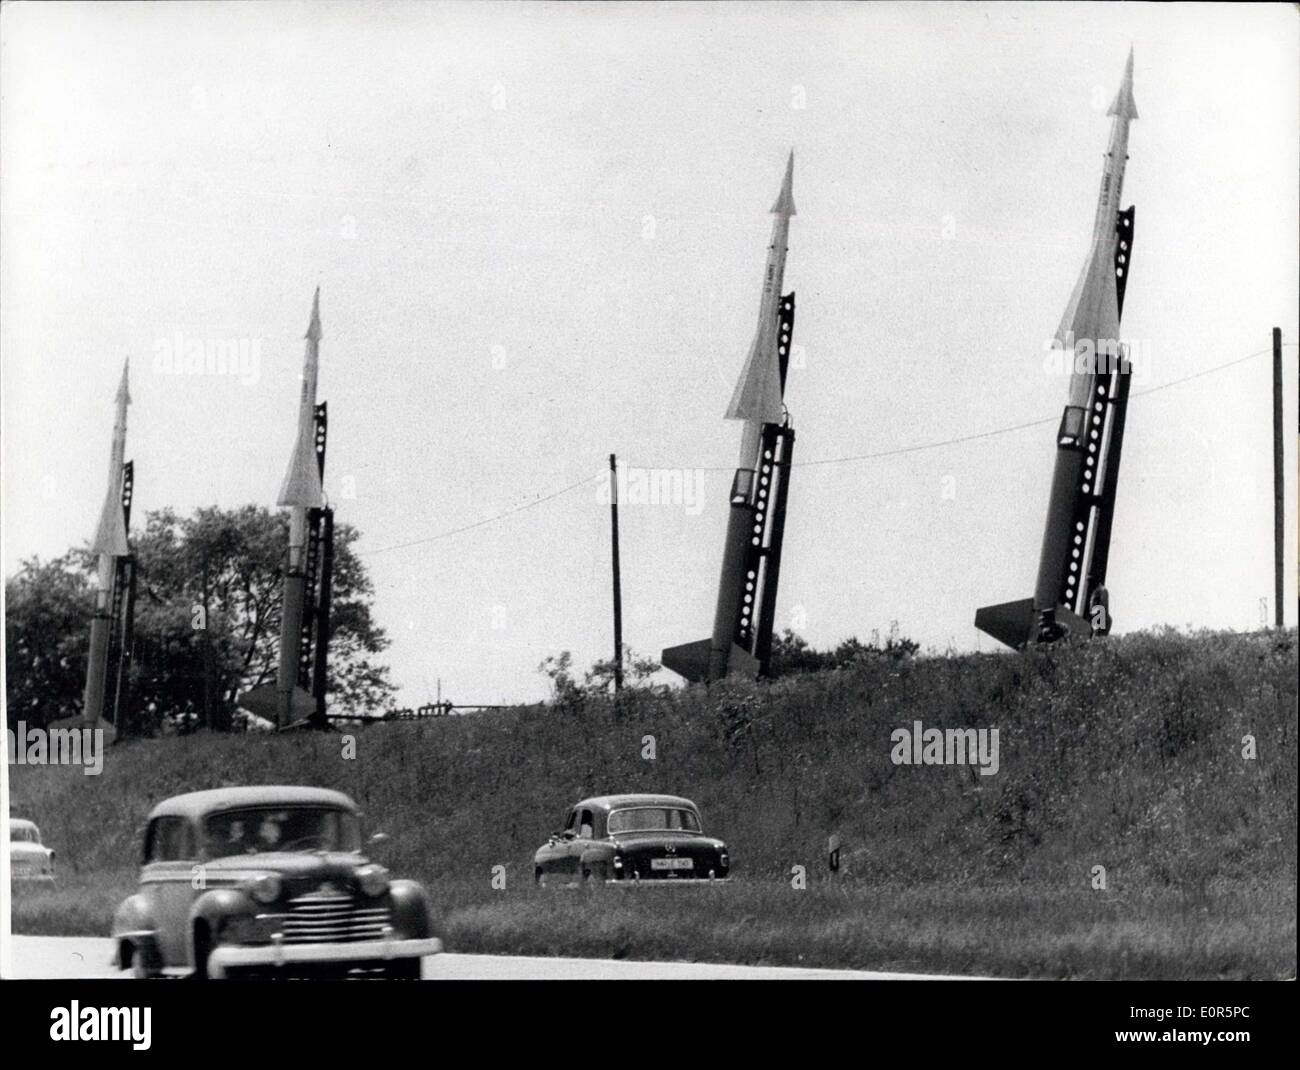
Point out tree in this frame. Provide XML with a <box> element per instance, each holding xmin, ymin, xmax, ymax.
<box><xmin>766</xmin><ymin>628</ymin><xmax>918</xmax><ymax>678</ymax></box>
<box><xmin>537</xmin><ymin>646</ymin><xmax>663</xmax><ymax>707</ymax></box>
<box><xmin>585</xmin><ymin>646</ymin><xmax>661</xmax><ymax>692</ymax></box>
<box><xmin>5</xmin><ymin>505</ymin><xmax>397</xmax><ymax>733</ymax></box>
<box><xmin>537</xmin><ymin>651</ymin><xmax>584</xmax><ymax>709</ymax></box>
<box><xmin>4</xmin><ymin>553</ymin><xmax>96</xmax><ymax>727</ymax></box>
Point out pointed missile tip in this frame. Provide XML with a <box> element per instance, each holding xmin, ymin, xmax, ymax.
<box><xmin>306</xmin><ymin>286</ymin><xmax>322</xmax><ymax>341</ymax></box>
<box><xmin>770</xmin><ymin>150</ymin><xmax>797</xmax><ymax>217</ymax></box>
<box><xmin>115</xmin><ymin>357</ymin><xmax>132</xmax><ymax>406</ymax></box>
<box><xmin>1106</xmin><ymin>47</ymin><xmax>1138</xmax><ymax>120</ymax></box>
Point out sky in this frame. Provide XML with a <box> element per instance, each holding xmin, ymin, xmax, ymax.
<box><xmin>2</xmin><ymin>1</ymin><xmax>1296</xmax><ymax>707</ymax></box>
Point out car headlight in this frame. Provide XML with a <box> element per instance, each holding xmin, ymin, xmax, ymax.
<box><xmin>356</xmin><ymin>863</ymin><xmax>390</xmax><ymax>897</ymax></box>
<box><xmin>249</xmin><ymin>873</ymin><xmax>281</xmax><ymax>904</ymax></box>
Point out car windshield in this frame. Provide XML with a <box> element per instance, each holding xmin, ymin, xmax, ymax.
<box><xmin>607</xmin><ymin>807</ymin><xmax>701</xmax><ymax>834</ymax></box>
<box><xmin>204</xmin><ymin>807</ymin><xmax>361</xmax><ymax>858</ymax></box>
<box><xmin>10</xmin><ymin>825</ymin><xmax>39</xmax><ymax>844</ymax></box>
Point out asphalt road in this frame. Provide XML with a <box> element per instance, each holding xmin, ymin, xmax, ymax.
<box><xmin>6</xmin><ymin>935</ymin><xmax>974</xmax><ymax>980</ymax></box>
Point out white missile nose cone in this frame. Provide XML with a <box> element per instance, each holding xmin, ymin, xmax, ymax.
<box><xmin>306</xmin><ymin>286</ymin><xmax>322</xmax><ymax>341</ymax></box>
<box><xmin>115</xmin><ymin>357</ymin><xmax>131</xmax><ymax>407</ymax></box>
<box><xmin>1106</xmin><ymin>47</ymin><xmax>1138</xmax><ymax>120</ymax></box>
<box><xmin>770</xmin><ymin>150</ymin><xmax>796</xmax><ymax>217</ymax></box>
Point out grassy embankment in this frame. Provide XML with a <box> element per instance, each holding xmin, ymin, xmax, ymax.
<box><xmin>10</xmin><ymin>628</ymin><xmax>1297</xmax><ymax>978</ymax></box>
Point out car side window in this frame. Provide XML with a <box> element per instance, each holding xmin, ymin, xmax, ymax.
<box><xmin>144</xmin><ymin>817</ymin><xmax>194</xmax><ymax>863</ymax></box>
<box><xmin>563</xmin><ymin>809</ymin><xmax>577</xmax><ymax>833</ymax></box>
<box><xmin>577</xmin><ymin>809</ymin><xmax>595</xmax><ymax>839</ymax></box>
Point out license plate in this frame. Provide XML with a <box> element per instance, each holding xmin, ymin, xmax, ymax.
<box><xmin>650</xmin><ymin>857</ymin><xmax>694</xmax><ymax>871</ymax></box>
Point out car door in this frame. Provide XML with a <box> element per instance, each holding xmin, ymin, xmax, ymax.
<box><xmin>567</xmin><ymin>807</ymin><xmax>597</xmax><ymax>878</ymax></box>
<box><xmin>139</xmin><ymin>816</ymin><xmax>200</xmax><ymax>967</ymax></box>
<box><xmin>536</xmin><ymin>807</ymin><xmax>577</xmax><ymax>879</ymax></box>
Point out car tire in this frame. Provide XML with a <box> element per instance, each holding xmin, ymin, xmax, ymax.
<box><xmin>191</xmin><ymin>927</ymin><xmax>211</xmax><ymax>980</ymax></box>
<box><xmin>386</xmin><ymin>957</ymin><xmax>422</xmax><ymax>980</ymax></box>
<box><xmin>127</xmin><ymin>944</ymin><xmax>153</xmax><ymax>980</ymax></box>
<box><xmin>535</xmin><ymin>867</ymin><xmax>546</xmax><ymax>887</ymax></box>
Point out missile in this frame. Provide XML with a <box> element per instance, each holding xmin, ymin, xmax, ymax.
<box><xmin>663</xmin><ymin>152</ymin><xmax>799</xmax><ymax>683</ymax></box>
<box><xmin>242</xmin><ymin>289</ymin><xmax>323</xmax><ymax>727</ymax></box>
<box><xmin>82</xmin><ymin>359</ymin><xmax>131</xmax><ymax>725</ymax></box>
<box><xmin>976</xmin><ymin>50</ymin><xmax>1140</xmax><ymax>649</ymax></box>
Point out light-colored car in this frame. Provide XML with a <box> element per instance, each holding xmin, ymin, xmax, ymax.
<box><xmin>9</xmin><ymin>818</ymin><xmax>55</xmax><ymax>882</ymax></box>
<box><xmin>111</xmin><ymin>786</ymin><xmax>441</xmax><ymax>978</ymax></box>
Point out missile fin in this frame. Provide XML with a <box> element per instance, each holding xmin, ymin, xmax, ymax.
<box><xmin>725</xmin><ymin>330</ymin><xmax>785</xmax><ymax>423</ymax></box>
<box><xmin>661</xmin><ymin>638</ymin><xmax>713</xmax><ymax>683</ymax></box>
<box><xmin>239</xmin><ymin>683</ymin><xmax>315</xmax><ymax>726</ymax></box>
<box><xmin>90</xmin><ymin>491</ymin><xmax>129</xmax><ymax>556</ymax></box>
<box><xmin>1055</xmin><ymin>244</ymin><xmax>1121</xmax><ymax>356</ymax></box>
<box><xmin>277</xmin><ymin>430</ymin><xmax>324</xmax><ymax>507</ymax></box>
<box><xmin>974</xmin><ymin>597</ymin><xmax>1036</xmax><ymax>650</ymax></box>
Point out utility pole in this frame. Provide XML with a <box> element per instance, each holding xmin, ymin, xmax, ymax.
<box><xmin>201</xmin><ymin>550</ymin><xmax>213</xmax><ymax>730</ymax></box>
<box><xmin>111</xmin><ymin>460</ymin><xmax>137</xmax><ymax>742</ymax></box>
<box><xmin>1272</xmin><ymin>327</ymin><xmax>1284</xmax><ymax>628</ymax></box>
<box><xmin>609</xmin><ymin>453</ymin><xmax>624</xmax><ymax>692</ymax></box>
<box><xmin>310</xmin><ymin>506</ymin><xmax>334</xmax><ymax>729</ymax></box>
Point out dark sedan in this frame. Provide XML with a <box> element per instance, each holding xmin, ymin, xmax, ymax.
<box><xmin>534</xmin><ymin>794</ymin><xmax>730</xmax><ymax>884</ymax></box>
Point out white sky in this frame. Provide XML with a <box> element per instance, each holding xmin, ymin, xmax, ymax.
<box><xmin>2</xmin><ymin>1</ymin><xmax>1296</xmax><ymax>706</ymax></box>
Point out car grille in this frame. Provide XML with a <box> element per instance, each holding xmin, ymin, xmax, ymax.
<box><xmin>277</xmin><ymin>889</ymin><xmax>389</xmax><ymax>944</ymax></box>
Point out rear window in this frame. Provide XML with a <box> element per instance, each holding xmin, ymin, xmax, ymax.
<box><xmin>607</xmin><ymin>807</ymin><xmax>701</xmax><ymax>834</ymax></box>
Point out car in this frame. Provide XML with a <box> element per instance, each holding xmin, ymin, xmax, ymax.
<box><xmin>534</xmin><ymin>794</ymin><xmax>730</xmax><ymax>884</ymax></box>
<box><xmin>111</xmin><ymin>786</ymin><xmax>441</xmax><ymax>979</ymax></box>
<box><xmin>9</xmin><ymin>818</ymin><xmax>55</xmax><ymax>882</ymax></box>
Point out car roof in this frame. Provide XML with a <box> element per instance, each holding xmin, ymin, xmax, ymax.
<box><xmin>9</xmin><ymin>818</ymin><xmax>38</xmax><ymax>831</ymax></box>
<box><xmin>572</xmin><ymin>794</ymin><xmax>699</xmax><ymax>812</ymax></box>
<box><xmin>147</xmin><ymin>786</ymin><xmax>358</xmax><ymax>820</ymax></box>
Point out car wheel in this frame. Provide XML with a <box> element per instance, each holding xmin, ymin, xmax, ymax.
<box><xmin>191</xmin><ymin>926</ymin><xmax>211</xmax><ymax>980</ymax></box>
<box><xmin>535</xmin><ymin>867</ymin><xmax>546</xmax><ymax>886</ymax></box>
<box><xmin>385</xmin><ymin>957</ymin><xmax>422</xmax><ymax>980</ymax></box>
<box><xmin>127</xmin><ymin>944</ymin><xmax>152</xmax><ymax>979</ymax></box>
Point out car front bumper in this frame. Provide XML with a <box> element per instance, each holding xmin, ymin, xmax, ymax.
<box><xmin>607</xmin><ymin>875</ymin><xmax>732</xmax><ymax>885</ymax></box>
<box><xmin>208</xmin><ymin>936</ymin><xmax>442</xmax><ymax>978</ymax></box>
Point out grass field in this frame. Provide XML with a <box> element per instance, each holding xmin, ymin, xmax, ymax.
<box><xmin>9</xmin><ymin>628</ymin><xmax>1297</xmax><ymax>978</ymax></box>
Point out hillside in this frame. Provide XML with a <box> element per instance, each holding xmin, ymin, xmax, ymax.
<box><xmin>10</xmin><ymin>628</ymin><xmax>1297</xmax><ymax>978</ymax></box>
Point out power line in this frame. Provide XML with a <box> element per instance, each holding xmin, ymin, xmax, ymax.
<box><xmin>361</xmin><ymin>473</ymin><xmax>600</xmax><ymax>557</ymax></box>
<box><xmin>789</xmin><ymin>345</ymin><xmax>1280</xmax><ymax>470</ymax></box>
<box><xmin>359</xmin><ymin>343</ymin><xmax>1288</xmax><ymax>555</ymax></box>
<box><xmin>1129</xmin><ymin>346</ymin><xmax>1275</xmax><ymax>399</ymax></box>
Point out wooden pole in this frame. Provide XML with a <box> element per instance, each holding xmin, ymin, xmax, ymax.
<box><xmin>311</xmin><ymin>507</ymin><xmax>334</xmax><ymax>729</ymax></box>
<box><xmin>609</xmin><ymin>453</ymin><xmax>624</xmax><ymax>692</ymax></box>
<box><xmin>1273</xmin><ymin>328</ymin><xmax>1284</xmax><ymax>627</ymax></box>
